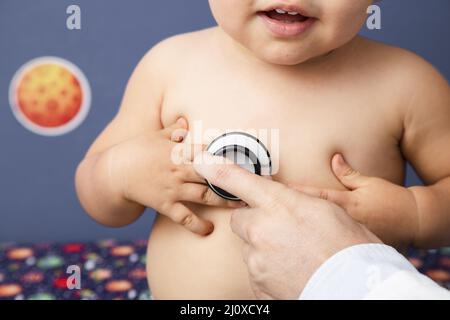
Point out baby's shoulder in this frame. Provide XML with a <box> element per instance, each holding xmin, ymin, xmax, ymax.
<box><xmin>138</xmin><ymin>28</ymin><xmax>216</xmax><ymax>75</ymax></box>
<box><xmin>353</xmin><ymin>37</ymin><xmax>449</xmax><ymax>110</ymax></box>
<box><xmin>355</xmin><ymin>37</ymin><xmax>447</xmax><ymax>90</ymax></box>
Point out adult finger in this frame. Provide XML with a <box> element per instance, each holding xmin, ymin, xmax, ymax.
<box><xmin>230</xmin><ymin>207</ymin><xmax>261</xmax><ymax>244</ymax></box>
<box><xmin>180</xmin><ymin>164</ymin><xmax>208</xmax><ymax>184</ymax></box>
<box><xmin>179</xmin><ymin>183</ymin><xmax>246</xmax><ymax>208</ymax></box>
<box><xmin>193</xmin><ymin>152</ymin><xmax>287</xmax><ymax>208</ymax></box>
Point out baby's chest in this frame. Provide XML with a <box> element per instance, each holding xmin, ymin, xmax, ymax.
<box><xmin>161</xmin><ymin>84</ymin><xmax>405</xmax><ymax>188</ymax></box>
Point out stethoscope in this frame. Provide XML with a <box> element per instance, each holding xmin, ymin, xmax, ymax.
<box><xmin>205</xmin><ymin>132</ymin><xmax>272</xmax><ymax>201</ymax></box>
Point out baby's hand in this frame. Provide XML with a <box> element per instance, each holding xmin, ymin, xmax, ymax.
<box><xmin>291</xmin><ymin>154</ymin><xmax>419</xmax><ymax>249</ymax></box>
<box><xmin>109</xmin><ymin>118</ymin><xmax>242</xmax><ymax>236</ymax></box>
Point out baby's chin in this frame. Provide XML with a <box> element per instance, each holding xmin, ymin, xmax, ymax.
<box><xmin>257</xmin><ymin>52</ymin><xmax>313</xmax><ymax>66</ymax></box>
<box><xmin>248</xmin><ymin>42</ymin><xmax>331</xmax><ymax>66</ymax></box>
<box><xmin>253</xmin><ymin>49</ymin><xmax>320</xmax><ymax>66</ymax></box>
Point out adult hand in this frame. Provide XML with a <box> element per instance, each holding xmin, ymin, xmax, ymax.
<box><xmin>193</xmin><ymin>152</ymin><xmax>381</xmax><ymax>299</ymax></box>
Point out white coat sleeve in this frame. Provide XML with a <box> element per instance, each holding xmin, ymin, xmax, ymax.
<box><xmin>299</xmin><ymin>244</ymin><xmax>450</xmax><ymax>300</ymax></box>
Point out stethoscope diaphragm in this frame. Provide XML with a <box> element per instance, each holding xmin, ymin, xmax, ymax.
<box><xmin>205</xmin><ymin>132</ymin><xmax>272</xmax><ymax>201</ymax></box>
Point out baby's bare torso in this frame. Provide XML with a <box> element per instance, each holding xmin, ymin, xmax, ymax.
<box><xmin>147</xmin><ymin>29</ymin><xmax>405</xmax><ymax>299</ymax></box>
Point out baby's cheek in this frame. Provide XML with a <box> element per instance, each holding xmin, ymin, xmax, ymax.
<box><xmin>209</xmin><ymin>0</ymin><xmax>252</xmax><ymax>40</ymax></box>
<box><xmin>319</xmin><ymin>6</ymin><xmax>367</xmax><ymax>48</ymax></box>
<box><xmin>323</xmin><ymin>0</ymin><xmax>368</xmax><ymax>25</ymax></box>
<box><xmin>209</xmin><ymin>0</ymin><xmax>253</xmax><ymax>23</ymax></box>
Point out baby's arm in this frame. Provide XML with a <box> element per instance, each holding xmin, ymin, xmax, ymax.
<box><xmin>75</xmin><ymin>37</ymin><xmax>240</xmax><ymax>234</ymax></box>
<box><xmin>401</xmin><ymin>55</ymin><xmax>450</xmax><ymax>248</ymax></box>
<box><xmin>75</xmin><ymin>42</ymin><xmax>167</xmax><ymax>227</ymax></box>
<box><xmin>294</xmin><ymin>51</ymin><xmax>450</xmax><ymax>249</ymax></box>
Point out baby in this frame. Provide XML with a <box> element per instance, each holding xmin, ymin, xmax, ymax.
<box><xmin>75</xmin><ymin>0</ymin><xmax>450</xmax><ymax>299</ymax></box>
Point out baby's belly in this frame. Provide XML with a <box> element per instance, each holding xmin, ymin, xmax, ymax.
<box><xmin>147</xmin><ymin>205</ymin><xmax>254</xmax><ymax>300</ymax></box>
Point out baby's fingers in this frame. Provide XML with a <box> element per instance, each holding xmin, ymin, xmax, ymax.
<box><xmin>181</xmin><ymin>166</ymin><xmax>206</xmax><ymax>184</ymax></box>
<box><xmin>182</xmin><ymin>144</ymin><xmax>208</xmax><ymax>162</ymax></box>
<box><xmin>171</xmin><ymin>145</ymin><xmax>207</xmax><ymax>181</ymax></box>
<box><xmin>180</xmin><ymin>163</ymin><xmax>209</xmax><ymax>184</ymax></box>
<box><xmin>169</xmin><ymin>202</ymin><xmax>214</xmax><ymax>236</ymax></box>
<box><xmin>163</xmin><ymin>118</ymin><xmax>188</xmax><ymax>142</ymax></box>
<box><xmin>171</xmin><ymin>144</ymin><xmax>207</xmax><ymax>164</ymax></box>
<box><xmin>180</xmin><ymin>183</ymin><xmax>245</xmax><ymax>208</ymax></box>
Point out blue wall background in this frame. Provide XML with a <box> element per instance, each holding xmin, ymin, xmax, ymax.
<box><xmin>0</xmin><ymin>0</ymin><xmax>449</xmax><ymax>242</ymax></box>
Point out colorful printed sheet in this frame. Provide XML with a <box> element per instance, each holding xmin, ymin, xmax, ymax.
<box><xmin>0</xmin><ymin>240</ymin><xmax>449</xmax><ymax>300</ymax></box>
<box><xmin>0</xmin><ymin>239</ymin><xmax>150</xmax><ymax>300</ymax></box>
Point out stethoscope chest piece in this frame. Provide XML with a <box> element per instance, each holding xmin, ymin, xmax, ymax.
<box><xmin>205</xmin><ymin>132</ymin><xmax>272</xmax><ymax>201</ymax></box>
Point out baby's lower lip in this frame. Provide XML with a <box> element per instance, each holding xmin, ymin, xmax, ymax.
<box><xmin>258</xmin><ymin>12</ymin><xmax>316</xmax><ymax>37</ymax></box>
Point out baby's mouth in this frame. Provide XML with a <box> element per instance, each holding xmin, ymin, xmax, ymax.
<box><xmin>262</xmin><ymin>9</ymin><xmax>309</xmax><ymax>24</ymax></box>
<box><xmin>257</xmin><ymin>8</ymin><xmax>316</xmax><ymax>37</ymax></box>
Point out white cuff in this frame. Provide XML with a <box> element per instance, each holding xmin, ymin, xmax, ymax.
<box><xmin>299</xmin><ymin>243</ymin><xmax>417</xmax><ymax>300</ymax></box>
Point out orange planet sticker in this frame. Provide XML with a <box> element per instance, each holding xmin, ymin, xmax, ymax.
<box><xmin>9</xmin><ymin>57</ymin><xmax>91</xmax><ymax>136</ymax></box>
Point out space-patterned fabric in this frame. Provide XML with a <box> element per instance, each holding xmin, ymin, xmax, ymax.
<box><xmin>0</xmin><ymin>240</ymin><xmax>449</xmax><ymax>300</ymax></box>
<box><xmin>0</xmin><ymin>239</ymin><xmax>151</xmax><ymax>300</ymax></box>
